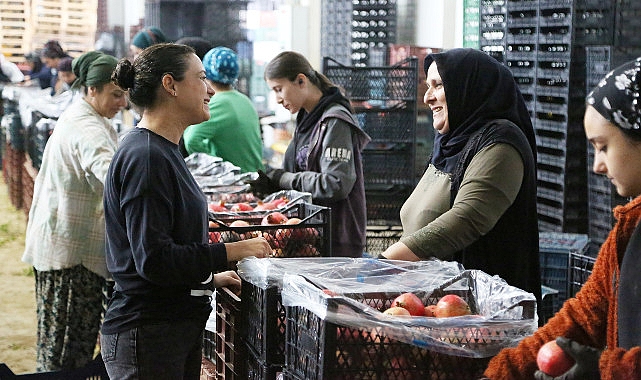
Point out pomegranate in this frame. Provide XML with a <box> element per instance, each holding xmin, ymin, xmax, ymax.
<box><xmin>253</xmin><ymin>201</ymin><xmax>278</xmax><ymax>211</ymax></box>
<box><xmin>383</xmin><ymin>306</ymin><xmax>411</xmax><ymax>316</ymax></box>
<box><xmin>230</xmin><ymin>202</ymin><xmax>253</xmax><ymax>212</ymax></box>
<box><xmin>261</xmin><ymin>211</ymin><xmax>289</xmax><ymax>225</ymax></box>
<box><xmin>229</xmin><ymin>220</ymin><xmax>250</xmax><ymax>227</ymax></box>
<box><xmin>537</xmin><ymin>340</ymin><xmax>575</xmax><ymax>377</ymax></box>
<box><xmin>434</xmin><ymin>294</ymin><xmax>471</xmax><ymax>317</ymax></box>
<box><xmin>391</xmin><ymin>293</ymin><xmax>425</xmax><ymax>316</ymax></box>
<box><xmin>208</xmin><ymin>201</ymin><xmax>227</xmax><ymax>212</ymax></box>
<box><xmin>424</xmin><ymin>305</ymin><xmax>437</xmax><ymax>317</ymax></box>
<box><xmin>273</xmin><ymin>197</ymin><xmax>289</xmax><ymax>208</ymax></box>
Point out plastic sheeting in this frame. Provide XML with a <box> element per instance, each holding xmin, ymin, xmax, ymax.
<box><xmin>237</xmin><ymin>257</ymin><xmax>538</xmax><ymax>358</ymax></box>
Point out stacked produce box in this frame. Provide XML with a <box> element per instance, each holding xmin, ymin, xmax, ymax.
<box><xmin>322</xmin><ymin>56</ymin><xmax>418</xmax><ymax>256</ymax></box>
<box><xmin>320</xmin><ymin>0</ymin><xmax>398</xmax><ymax>67</ymax></box>
<box><xmin>477</xmin><ymin>0</ymin><xmax>641</xmax><ymax>235</ymax></box>
<box><xmin>200</xmin><ymin>180</ymin><xmax>332</xmax><ymax>379</ymax></box>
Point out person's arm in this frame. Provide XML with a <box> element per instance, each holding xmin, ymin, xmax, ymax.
<box><xmin>398</xmin><ymin>143</ymin><xmax>523</xmax><ymax>260</ymax></box>
<box><xmin>483</xmin><ymin>232</ymin><xmax>615</xmax><ymax>379</ymax></box>
<box><xmin>278</xmin><ymin>117</ymin><xmax>357</xmax><ymax>201</ymax></box>
<box><xmin>75</xmin><ymin>113</ymin><xmax>118</xmax><ymax>191</ymax></box>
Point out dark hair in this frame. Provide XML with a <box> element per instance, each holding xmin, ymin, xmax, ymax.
<box><xmin>175</xmin><ymin>37</ymin><xmax>213</xmax><ymax>61</ymax></box>
<box><xmin>41</xmin><ymin>40</ymin><xmax>66</xmax><ymax>59</ymax></box>
<box><xmin>264</xmin><ymin>51</ymin><xmax>334</xmax><ymax>92</ymax></box>
<box><xmin>24</xmin><ymin>51</ymin><xmax>43</xmax><ymax>72</ymax></box>
<box><xmin>112</xmin><ymin>43</ymin><xmax>195</xmax><ymax>109</ymax></box>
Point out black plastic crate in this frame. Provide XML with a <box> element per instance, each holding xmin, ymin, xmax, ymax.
<box><xmin>241</xmin><ymin>280</ymin><xmax>286</xmax><ymax>366</ymax></box>
<box><xmin>354</xmin><ymin>109</ymin><xmax>415</xmax><ymax>143</ymax></box>
<box><xmin>365</xmin><ymin>224</ymin><xmax>403</xmax><ymax>256</ymax></box>
<box><xmin>0</xmin><ymin>357</ymin><xmax>108</xmax><ymax>379</ymax></box>
<box><xmin>209</xmin><ymin>202</ymin><xmax>332</xmax><ymax>258</ymax></box>
<box><xmin>362</xmin><ymin>147</ymin><xmax>415</xmax><ymax>186</ymax></box>
<box><xmin>246</xmin><ymin>345</ymin><xmax>282</xmax><ymax>380</ymax></box>
<box><xmin>26</xmin><ymin>114</ymin><xmax>56</xmax><ymax>171</ymax></box>
<box><xmin>215</xmin><ymin>286</ymin><xmax>247</xmax><ymax>380</ymax></box>
<box><xmin>568</xmin><ymin>251</ymin><xmax>597</xmax><ymax>298</ymax></box>
<box><xmin>365</xmin><ymin>184</ymin><xmax>411</xmax><ymax>225</ymax></box>
<box><xmin>2</xmin><ymin>108</ymin><xmax>25</xmax><ymax>152</ymax></box>
<box><xmin>539</xmin><ymin>232</ymin><xmax>590</xmax><ymax>307</ymax></box>
<box><xmin>322</xmin><ymin>56</ymin><xmax>418</xmax><ymax>102</ymax></box>
<box><xmin>284</xmin><ymin>271</ymin><xmax>534</xmax><ymax>380</ymax></box>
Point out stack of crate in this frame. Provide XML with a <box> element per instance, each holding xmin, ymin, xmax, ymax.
<box><xmin>321</xmin><ymin>0</ymin><xmax>397</xmax><ymax>67</ymax></box>
<box><xmin>480</xmin><ymin>0</ymin><xmax>507</xmax><ymax>64</ymax></box>
<box><xmin>505</xmin><ymin>0</ymin><xmax>537</xmax><ymax>118</ymax></box>
<box><xmin>478</xmin><ymin>0</ymin><xmax>627</xmax><ymax>234</ymax></box>
<box><xmin>322</xmin><ymin>57</ymin><xmax>418</xmax><ymax>256</ymax></box>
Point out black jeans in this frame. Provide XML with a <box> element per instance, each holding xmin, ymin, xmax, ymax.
<box><xmin>101</xmin><ymin>319</ymin><xmax>204</xmax><ymax>380</ymax></box>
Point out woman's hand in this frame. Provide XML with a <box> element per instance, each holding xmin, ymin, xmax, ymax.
<box><xmin>224</xmin><ymin>236</ymin><xmax>272</xmax><ymax>262</ymax></box>
<box><xmin>214</xmin><ymin>270</ymin><xmax>241</xmax><ymax>293</ymax></box>
<box><xmin>380</xmin><ymin>242</ymin><xmax>420</xmax><ymax>261</ymax></box>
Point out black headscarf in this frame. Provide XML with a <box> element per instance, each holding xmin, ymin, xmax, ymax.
<box><xmin>424</xmin><ymin>48</ymin><xmax>536</xmax><ymax>173</ymax></box>
<box><xmin>587</xmin><ymin>57</ymin><xmax>641</xmax><ymax>134</ymax></box>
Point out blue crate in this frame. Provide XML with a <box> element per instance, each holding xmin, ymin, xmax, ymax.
<box><xmin>540</xmin><ymin>285</ymin><xmax>560</xmax><ymax>325</ymax></box>
<box><xmin>568</xmin><ymin>251</ymin><xmax>597</xmax><ymax>298</ymax></box>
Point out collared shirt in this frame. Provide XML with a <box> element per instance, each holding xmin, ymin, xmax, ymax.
<box><xmin>22</xmin><ymin>98</ymin><xmax>118</xmax><ymax>278</ymax></box>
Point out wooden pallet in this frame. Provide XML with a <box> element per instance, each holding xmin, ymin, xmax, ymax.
<box><xmin>0</xmin><ymin>0</ymin><xmax>97</xmax><ymax>63</ymax></box>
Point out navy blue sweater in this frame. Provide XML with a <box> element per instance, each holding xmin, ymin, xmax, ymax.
<box><xmin>102</xmin><ymin>128</ymin><xmax>227</xmax><ymax>334</ymax></box>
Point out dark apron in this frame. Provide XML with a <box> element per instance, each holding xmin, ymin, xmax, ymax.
<box><xmin>618</xmin><ymin>220</ymin><xmax>641</xmax><ymax>348</ymax></box>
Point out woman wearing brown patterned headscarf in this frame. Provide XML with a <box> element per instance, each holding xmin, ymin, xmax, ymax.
<box><xmin>484</xmin><ymin>57</ymin><xmax>641</xmax><ymax>380</ymax></box>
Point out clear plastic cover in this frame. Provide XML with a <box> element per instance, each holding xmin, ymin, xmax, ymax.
<box><xmin>238</xmin><ymin>257</ymin><xmax>538</xmax><ymax>358</ymax></box>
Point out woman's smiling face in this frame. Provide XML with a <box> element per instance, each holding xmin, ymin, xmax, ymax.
<box><xmin>424</xmin><ymin>62</ymin><xmax>449</xmax><ymax>134</ymax></box>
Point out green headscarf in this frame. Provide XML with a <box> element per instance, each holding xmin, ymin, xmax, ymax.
<box><xmin>131</xmin><ymin>27</ymin><xmax>168</xmax><ymax>49</ymax></box>
<box><xmin>71</xmin><ymin>51</ymin><xmax>118</xmax><ymax>89</ymax></box>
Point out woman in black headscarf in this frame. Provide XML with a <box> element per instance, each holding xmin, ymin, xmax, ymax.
<box><xmin>484</xmin><ymin>57</ymin><xmax>641</xmax><ymax>380</ymax></box>
<box><xmin>380</xmin><ymin>48</ymin><xmax>541</xmax><ymax>303</ymax></box>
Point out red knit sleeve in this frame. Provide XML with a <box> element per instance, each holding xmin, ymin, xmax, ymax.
<box><xmin>483</xmin><ymin>232</ymin><xmax>615</xmax><ymax>379</ymax></box>
<box><xmin>599</xmin><ymin>347</ymin><xmax>641</xmax><ymax>380</ymax></box>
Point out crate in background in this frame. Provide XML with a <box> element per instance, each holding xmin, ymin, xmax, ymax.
<box><xmin>214</xmin><ymin>287</ymin><xmax>246</xmax><ymax>380</ymax></box>
<box><xmin>365</xmin><ymin>184</ymin><xmax>411</xmax><ymax>225</ymax></box>
<box><xmin>540</xmin><ymin>285</ymin><xmax>560</xmax><ymax>325</ymax></box>
<box><xmin>364</xmin><ymin>224</ymin><xmax>403</xmax><ymax>256</ymax></box>
<box><xmin>539</xmin><ymin>232</ymin><xmax>590</xmax><ymax>308</ymax></box>
<box><xmin>568</xmin><ymin>251</ymin><xmax>597</xmax><ymax>298</ymax></box>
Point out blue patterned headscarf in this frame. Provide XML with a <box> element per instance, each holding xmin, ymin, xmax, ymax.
<box><xmin>203</xmin><ymin>47</ymin><xmax>239</xmax><ymax>85</ymax></box>
<box><xmin>587</xmin><ymin>57</ymin><xmax>641</xmax><ymax>132</ymax></box>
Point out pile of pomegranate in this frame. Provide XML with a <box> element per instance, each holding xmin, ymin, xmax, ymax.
<box><xmin>208</xmin><ymin>197</ymin><xmax>290</xmax><ymax>213</ymax></box>
<box><xmin>383</xmin><ymin>292</ymin><xmax>472</xmax><ymax>318</ymax></box>
<box><xmin>208</xmin><ymin>210</ymin><xmax>320</xmax><ymax>257</ymax></box>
